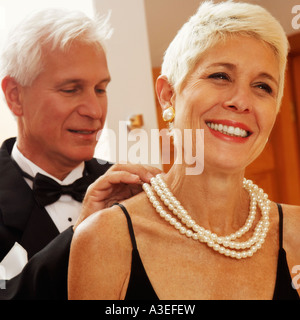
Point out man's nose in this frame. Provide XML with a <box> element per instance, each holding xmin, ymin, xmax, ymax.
<box><xmin>77</xmin><ymin>90</ymin><xmax>106</xmax><ymax>119</ymax></box>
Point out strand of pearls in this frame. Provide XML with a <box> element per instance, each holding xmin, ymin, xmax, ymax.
<box><xmin>142</xmin><ymin>174</ymin><xmax>271</xmax><ymax>259</ymax></box>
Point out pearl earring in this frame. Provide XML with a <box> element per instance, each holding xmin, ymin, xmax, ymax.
<box><xmin>162</xmin><ymin>107</ymin><xmax>175</xmax><ymax>122</ymax></box>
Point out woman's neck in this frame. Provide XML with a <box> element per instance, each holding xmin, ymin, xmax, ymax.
<box><xmin>163</xmin><ymin>166</ymin><xmax>250</xmax><ymax>236</ymax></box>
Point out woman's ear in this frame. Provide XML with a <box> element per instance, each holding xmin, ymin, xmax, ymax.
<box><xmin>1</xmin><ymin>76</ymin><xmax>24</xmax><ymax>116</ymax></box>
<box><xmin>156</xmin><ymin>75</ymin><xmax>175</xmax><ymax>111</ymax></box>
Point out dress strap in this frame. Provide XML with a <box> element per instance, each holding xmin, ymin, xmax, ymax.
<box><xmin>276</xmin><ymin>203</ymin><xmax>283</xmax><ymax>249</ymax></box>
<box><xmin>112</xmin><ymin>203</ymin><xmax>137</xmax><ymax>250</ymax></box>
<box><xmin>112</xmin><ymin>204</ymin><xmax>159</xmax><ymax>300</ymax></box>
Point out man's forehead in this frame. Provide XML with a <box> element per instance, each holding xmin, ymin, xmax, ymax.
<box><xmin>38</xmin><ymin>41</ymin><xmax>111</xmax><ymax>84</ymax></box>
<box><xmin>41</xmin><ymin>41</ymin><xmax>107</xmax><ymax>66</ymax></box>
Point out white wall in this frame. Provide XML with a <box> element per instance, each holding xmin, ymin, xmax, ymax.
<box><xmin>93</xmin><ymin>0</ymin><xmax>160</xmax><ymax>166</ymax></box>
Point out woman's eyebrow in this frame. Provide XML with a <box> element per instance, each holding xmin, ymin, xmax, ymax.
<box><xmin>206</xmin><ymin>62</ymin><xmax>236</xmax><ymax>70</ymax></box>
<box><xmin>258</xmin><ymin>72</ymin><xmax>279</xmax><ymax>87</ymax></box>
<box><xmin>205</xmin><ymin>63</ymin><xmax>278</xmax><ymax>86</ymax></box>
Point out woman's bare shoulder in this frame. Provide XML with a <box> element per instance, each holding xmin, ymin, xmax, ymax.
<box><xmin>74</xmin><ymin>205</ymin><xmax>128</xmax><ymax>239</ymax></box>
<box><xmin>281</xmin><ymin>203</ymin><xmax>300</xmax><ymax>226</ymax></box>
<box><xmin>69</xmin><ymin>205</ymin><xmax>132</xmax><ymax>299</ymax></box>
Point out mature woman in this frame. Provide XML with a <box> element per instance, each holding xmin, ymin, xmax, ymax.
<box><xmin>68</xmin><ymin>1</ymin><xmax>300</xmax><ymax>300</ymax></box>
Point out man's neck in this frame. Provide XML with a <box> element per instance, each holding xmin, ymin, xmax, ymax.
<box><xmin>13</xmin><ymin>142</ymin><xmax>84</xmax><ymax>181</ymax></box>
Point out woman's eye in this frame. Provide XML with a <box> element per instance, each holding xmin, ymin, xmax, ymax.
<box><xmin>208</xmin><ymin>72</ymin><xmax>231</xmax><ymax>81</ymax></box>
<box><xmin>255</xmin><ymin>83</ymin><xmax>273</xmax><ymax>94</ymax></box>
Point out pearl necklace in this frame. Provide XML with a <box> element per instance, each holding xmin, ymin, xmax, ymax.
<box><xmin>142</xmin><ymin>174</ymin><xmax>271</xmax><ymax>259</ymax></box>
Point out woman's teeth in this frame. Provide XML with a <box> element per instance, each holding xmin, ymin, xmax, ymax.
<box><xmin>206</xmin><ymin>122</ymin><xmax>249</xmax><ymax>138</ymax></box>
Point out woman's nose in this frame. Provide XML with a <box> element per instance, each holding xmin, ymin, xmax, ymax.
<box><xmin>222</xmin><ymin>85</ymin><xmax>253</xmax><ymax>113</ymax></box>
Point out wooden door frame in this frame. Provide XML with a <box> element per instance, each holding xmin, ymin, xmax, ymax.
<box><xmin>264</xmin><ymin>32</ymin><xmax>300</xmax><ymax>205</ymax></box>
<box><xmin>288</xmin><ymin>32</ymin><xmax>300</xmax><ymax>149</ymax></box>
<box><xmin>289</xmin><ymin>33</ymin><xmax>300</xmax><ymax>56</ymax></box>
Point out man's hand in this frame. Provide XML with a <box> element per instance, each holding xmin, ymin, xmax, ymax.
<box><xmin>73</xmin><ymin>164</ymin><xmax>162</xmax><ymax>230</ymax></box>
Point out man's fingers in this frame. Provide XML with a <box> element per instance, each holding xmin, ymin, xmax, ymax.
<box><xmin>76</xmin><ymin>167</ymin><xmax>154</xmax><ymax>230</ymax></box>
<box><xmin>87</xmin><ymin>171</ymin><xmax>141</xmax><ymax>194</ymax></box>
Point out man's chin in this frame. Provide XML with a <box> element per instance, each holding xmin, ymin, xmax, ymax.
<box><xmin>66</xmin><ymin>148</ymin><xmax>95</xmax><ymax>163</ymax></box>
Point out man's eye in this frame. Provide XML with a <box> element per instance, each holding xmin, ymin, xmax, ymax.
<box><xmin>96</xmin><ymin>88</ymin><xmax>106</xmax><ymax>94</ymax></box>
<box><xmin>208</xmin><ymin>72</ymin><xmax>231</xmax><ymax>81</ymax></box>
<box><xmin>61</xmin><ymin>88</ymin><xmax>77</xmax><ymax>94</ymax></box>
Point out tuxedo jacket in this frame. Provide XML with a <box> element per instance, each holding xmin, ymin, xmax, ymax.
<box><xmin>0</xmin><ymin>138</ymin><xmax>112</xmax><ymax>299</ymax></box>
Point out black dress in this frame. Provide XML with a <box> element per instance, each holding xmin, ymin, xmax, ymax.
<box><xmin>113</xmin><ymin>203</ymin><xmax>299</xmax><ymax>300</ymax></box>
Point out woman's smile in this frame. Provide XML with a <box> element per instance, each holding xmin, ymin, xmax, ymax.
<box><xmin>170</xmin><ymin>35</ymin><xmax>279</xmax><ymax>170</ymax></box>
<box><xmin>206</xmin><ymin>119</ymin><xmax>253</xmax><ymax>142</ymax></box>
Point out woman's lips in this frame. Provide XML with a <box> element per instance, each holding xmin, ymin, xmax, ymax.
<box><xmin>205</xmin><ymin>120</ymin><xmax>253</xmax><ymax>142</ymax></box>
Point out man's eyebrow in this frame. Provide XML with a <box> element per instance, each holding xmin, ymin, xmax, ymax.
<box><xmin>55</xmin><ymin>79</ymin><xmax>82</xmax><ymax>87</ymax></box>
<box><xmin>56</xmin><ymin>77</ymin><xmax>111</xmax><ymax>86</ymax></box>
<box><xmin>100</xmin><ymin>77</ymin><xmax>111</xmax><ymax>84</ymax></box>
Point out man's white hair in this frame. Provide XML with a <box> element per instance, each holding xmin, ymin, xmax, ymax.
<box><xmin>161</xmin><ymin>0</ymin><xmax>289</xmax><ymax>111</ymax></box>
<box><xmin>1</xmin><ymin>8</ymin><xmax>113</xmax><ymax>86</ymax></box>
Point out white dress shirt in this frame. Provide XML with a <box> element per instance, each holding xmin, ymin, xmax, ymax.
<box><xmin>11</xmin><ymin>142</ymin><xmax>84</xmax><ymax>233</ymax></box>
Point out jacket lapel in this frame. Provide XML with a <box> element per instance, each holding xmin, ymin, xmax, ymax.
<box><xmin>0</xmin><ymin>138</ymin><xmax>59</xmax><ymax>259</ymax></box>
<box><xmin>0</xmin><ymin>138</ymin><xmax>113</xmax><ymax>259</ymax></box>
<box><xmin>0</xmin><ymin>138</ymin><xmax>35</xmax><ymax>231</ymax></box>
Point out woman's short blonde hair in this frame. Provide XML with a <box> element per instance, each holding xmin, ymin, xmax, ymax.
<box><xmin>161</xmin><ymin>0</ymin><xmax>289</xmax><ymax>111</ymax></box>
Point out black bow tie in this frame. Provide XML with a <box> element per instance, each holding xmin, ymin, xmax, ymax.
<box><xmin>22</xmin><ymin>171</ymin><xmax>94</xmax><ymax>207</ymax></box>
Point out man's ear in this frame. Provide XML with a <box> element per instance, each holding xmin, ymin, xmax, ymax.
<box><xmin>1</xmin><ymin>76</ymin><xmax>24</xmax><ymax>116</ymax></box>
<box><xmin>156</xmin><ymin>75</ymin><xmax>176</xmax><ymax>112</ymax></box>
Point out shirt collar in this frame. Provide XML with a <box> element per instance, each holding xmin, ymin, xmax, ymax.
<box><xmin>11</xmin><ymin>142</ymin><xmax>85</xmax><ymax>186</ymax></box>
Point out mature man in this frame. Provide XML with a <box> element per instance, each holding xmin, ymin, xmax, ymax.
<box><xmin>0</xmin><ymin>9</ymin><xmax>158</xmax><ymax>299</ymax></box>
